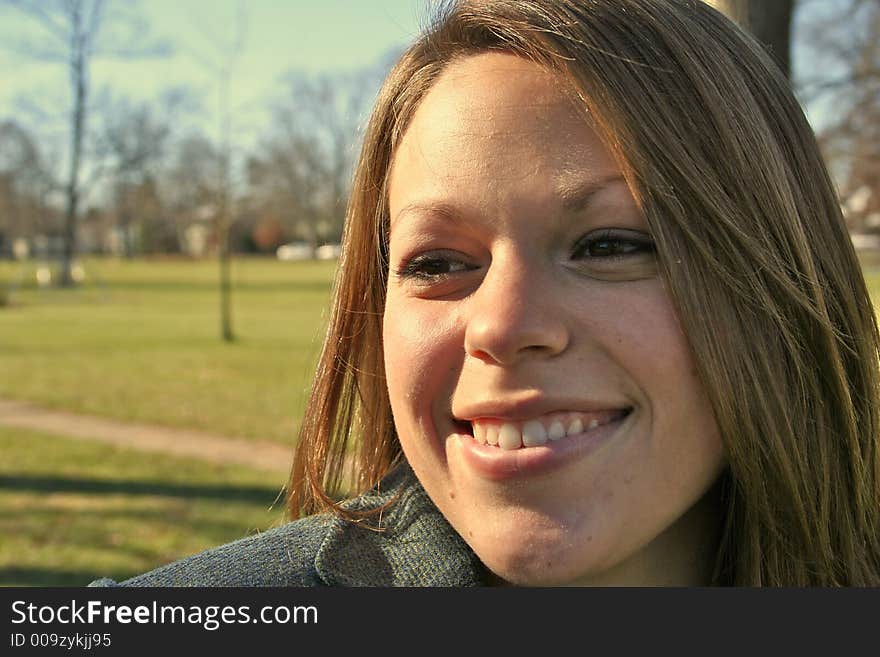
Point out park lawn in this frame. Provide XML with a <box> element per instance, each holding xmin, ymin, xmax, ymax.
<box><xmin>2</xmin><ymin>257</ymin><xmax>880</xmax><ymax>589</ymax></box>
<box><xmin>1</xmin><ymin>256</ymin><xmax>879</xmax><ymax>447</ymax></box>
<box><xmin>865</xmin><ymin>270</ymin><xmax>880</xmax><ymax>303</ymax></box>
<box><xmin>0</xmin><ymin>256</ymin><xmax>336</xmax><ymax>445</ymax></box>
<box><xmin>0</xmin><ymin>425</ymin><xmax>290</xmax><ymax>586</ymax></box>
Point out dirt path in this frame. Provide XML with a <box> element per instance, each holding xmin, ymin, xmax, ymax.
<box><xmin>0</xmin><ymin>399</ymin><xmax>292</xmax><ymax>475</ymax></box>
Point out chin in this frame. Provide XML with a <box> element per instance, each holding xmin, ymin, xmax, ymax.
<box><xmin>479</xmin><ymin>542</ymin><xmax>608</xmax><ymax>587</ymax></box>
<box><xmin>461</xmin><ymin>513</ymin><xmax>617</xmax><ymax>587</ymax></box>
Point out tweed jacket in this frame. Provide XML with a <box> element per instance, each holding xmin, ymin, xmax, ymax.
<box><xmin>88</xmin><ymin>463</ymin><xmax>488</xmax><ymax>587</ymax></box>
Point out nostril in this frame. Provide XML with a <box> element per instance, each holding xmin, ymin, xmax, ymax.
<box><xmin>467</xmin><ymin>349</ymin><xmax>494</xmax><ymax>364</ymax></box>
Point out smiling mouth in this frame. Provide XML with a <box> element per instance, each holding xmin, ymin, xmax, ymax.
<box><xmin>454</xmin><ymin>408</ymin><xmax>632</xmax><ymax>450</ymax></box>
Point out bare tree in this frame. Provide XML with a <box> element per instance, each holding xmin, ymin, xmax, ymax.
<box><xmin>797</xmin><ymin>0</ymin><xmax>880</xmax><ymax>97</ymax></box>
<box><xmin>0</xmin><ymin>120</ymin><xmax>56</xmax><ymax>243</ymax></box>
<box><xmin>796</xmin><ymin>0</ymin><xmax>880</xmax><ymax>230</ymax></box>
<box><xmin>247</xmin><ymin>128</ymin><xmax>326</xmax><ymax>252</ymax></box>
<box><xmin>1</xmin><ymin>0</ymin><xmax>170</xmax><ymax>285</ymax></box>
<box><xmin>707</xmin><ymin>1</ymin><xmax>880</xmax><ymax>230</ymax></box>
<box><xmin>249</xmin><ymin>65</ymin><xmax>386</xmax><ymax>252</ymax></box>
<box><xmin>707</xmin><ymin>0</ymin><xmax>795</xmax><ymax>77</ymax></box>
<box><xmin>162</xmin><ymin>134</ymin><xmax>223</xmax><ymax>254</ymax></box>
<box><xmin>184</xmin><ymin>0</ymin><xmax>247</xmax><ymax>342</ymax></box>
<box><xmin>710</xmin><ymin>0</ymin><xmax>880</xmax><ymax>232</ymax></box>
<box><xmin>93</xmin><ymin>89</ymin><xmax>199</xmax><ymax>254</ymax></box>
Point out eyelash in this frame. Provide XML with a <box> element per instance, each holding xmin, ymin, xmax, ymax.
<box><xmin>394</xmin><ymin>230</ymin><xmax>656</xmax><ymax>282</ymax></box>
<box><xmin>571</xmin><ymin>229</ymin><xmax>656</xmax><ymax>261</ymax></box>
<box><xmin>394</xmin><ymin>251</ymin><xmax>475</xmax><ymax>281</ymax></box>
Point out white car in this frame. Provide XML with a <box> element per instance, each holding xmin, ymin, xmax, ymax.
<box><xmin>315</xmin><ymin>244</ymin><xmax>342</xmax><ymax>260</ymax></box>
<box><xmin>276</xmin><ymin>242</ymin><xmax>313</xmax><ymax>261</ymax></box>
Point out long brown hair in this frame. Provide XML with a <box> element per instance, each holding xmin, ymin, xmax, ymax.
<box><xmin>288</xmin><ymin>0</ymin><xmax>880</xmax><ymax>585</ymax></box>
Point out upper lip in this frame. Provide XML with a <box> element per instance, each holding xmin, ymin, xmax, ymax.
<box><xmin>453</xmin><ymin>395</ymin><xmax>633</xmax><ymax>422</ymax></box>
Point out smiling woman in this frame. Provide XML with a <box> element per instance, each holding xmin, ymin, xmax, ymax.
<box><xmin>92</xmin><ymin>0</ymin><xmax>880</xmax><ymax>587</ymax></box>
<box><xmin>382</xmin><ymin>53</ymin><xmax>726</xmax><ymax>586</ymax></box>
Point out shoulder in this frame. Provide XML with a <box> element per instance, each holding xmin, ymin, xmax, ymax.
<box><xmin>89</xmin><ymin>511</ymin><xmax>336</xmax><ymax>587</ymax></box>
<box><xmin>89</xmin><ymin>463</ymin><xmax>486</xmax><ymax>587</ymax></box>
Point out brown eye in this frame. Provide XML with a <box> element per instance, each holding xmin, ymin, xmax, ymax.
<box><xmin>572</xmin><ymin>229</ymin><xmax>656</xmax><ymax>260</ymax></box>
<box><xmin>396</xmin><ymin>251</ymin><xmax>475</xmax><ymax>281</ymax></box>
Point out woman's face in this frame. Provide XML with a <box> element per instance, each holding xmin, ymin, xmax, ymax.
<box><xmin>383</xmin><ymin>53</ymin><xmax>726</xmax><ymax>586</ymax></box>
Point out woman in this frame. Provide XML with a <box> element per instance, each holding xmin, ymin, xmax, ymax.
<box><xmin>93</xmin><ymin>0</ymin><xmax>880</xmax><ymax>587</ymax></box>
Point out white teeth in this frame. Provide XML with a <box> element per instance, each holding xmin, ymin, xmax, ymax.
<box><xmin>468</xmin><ymin>410</ymin><xmax>627</xmax><ymax>450</ymax></box>
<box><xmin>521</xmin><ymin>420</ymin><xmax>548</xmax><ymax>447</ymax></box>
<box><xmin>548</xmin><ymin>420</ymin><xmax>566</xmax><ymax>441</ymax></box>
<box><xmin>498</xmin><ymin>423</ymin><xmax>522</xmax><ymax>450</ymax></box>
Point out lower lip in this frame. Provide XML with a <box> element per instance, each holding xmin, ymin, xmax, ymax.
<box><xmin>452</xmin><ymin>412</ymin><xmax>631</xmax><ymax>482</ymax></box>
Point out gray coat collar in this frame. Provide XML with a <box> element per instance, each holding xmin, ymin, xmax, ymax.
<box><xmin>313</xmin><ymin>463</ymin><xmax>489</xmax><ymax>586</ymax></box>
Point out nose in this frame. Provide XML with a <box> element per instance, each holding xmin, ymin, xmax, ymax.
<box><xmin>464</xmin><ymin>253</ymin><xmax>569</xmax><ymax>365</ymax></box>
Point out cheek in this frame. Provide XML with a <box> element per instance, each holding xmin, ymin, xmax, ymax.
<box><xmin>631</xmin><ymin>302</ymin><xmax>724</xmax><ymax>486</ymax></box>
<box><xmin>598</xmin><ymin>287</ymin><xmax>719</xmax><ymax>444</ymax></box>
<box><xmin>606</xmin><ymin>289</ymin><xmax>698</xmax><ymax>391</ymax></box>
<box><xmin>383</xmin><ymin>296</ymin><xmax>464</xmax><ymax>424</ymax></box>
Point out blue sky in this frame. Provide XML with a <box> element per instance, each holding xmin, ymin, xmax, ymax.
<box><xmin>0</xmin><ymin>0</ymin><xmax>834</xmax><ymax>152</ymax></box>
<box><xmin>0</xmin><ymin>0</ymin><xmax>431</xmax><ymax>146</ymax></box>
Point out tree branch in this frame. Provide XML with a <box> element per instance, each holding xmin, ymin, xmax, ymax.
<box><xmin>3</xmin><ymin>0</ymin><xmax>70</xmax><ymax>42</ymax></box>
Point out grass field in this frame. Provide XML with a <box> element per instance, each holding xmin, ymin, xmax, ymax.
<box><xmin>0</xmin><ymin>256</ymin><xmax>332</xmax><ymax>586</ymax></box>
<box><xmin>0</xmin><ymin>256</ymin><xmax>337</xmax><ymax>444</ymax></box>
<box><xmin>3</xmin><ymin>255</ymin><xmax>877</xmax><ymax>445</ymax></box>
<box><xmin>2</xmin><ymin>254</ymin><xmax>880</xmax><ymax>586</ymax></box>
<box><xmin>0</xmin><ymin>425</ymin><xmax>289</xmax><ymax>586</ymax></box>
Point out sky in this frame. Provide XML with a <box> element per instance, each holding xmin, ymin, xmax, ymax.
<box><xmin>0</xmin><ymin>0</ymin><xmax>838</xmax><ymax>157</ymax></box>
<box><xmin>0</xmin><ymin>0</ymin><xmax>432</xmax><ymax>148</ymax></box>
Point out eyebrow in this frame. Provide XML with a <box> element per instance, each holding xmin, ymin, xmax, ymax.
<box><xmin>390</xmin><ymin>174</ymin><xmax>628</xmax><ymax>229</ymax></box>
<box><xmin>558</xmin><ymin>174</ymin><xmax>627</xmax><ymax>212</ymax></box>
<box><xmin>390</xmin><ymin>200</ymin><xmax>464</xmax><ymax>230</ymax></box>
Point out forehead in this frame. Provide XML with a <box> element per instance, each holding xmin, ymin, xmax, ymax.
<box><xmin>387</xmin><ymin>53</ymin><xmax>620</xmax><ymax>217</ymax></box>
<box><xmin>427</xmin><ymin>51</ymin><xmax>572</xmax><ymax>112</ymax></box>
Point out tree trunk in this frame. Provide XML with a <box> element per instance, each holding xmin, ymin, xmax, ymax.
<box><xmin>707</xmin><ymin>0</ymin><xmax>795</xmax><ymax>78</ymax></box>
<box><xmin>219</xmin><ymin>213</ymin><xmax>233</xmax><ymax>341</ymax></box>
<box><xmin>60</xmin><ymin>5</ymin><xmax>86</xmax><ymax>287</ymax></box>
<box><xmin>218</xmin><ymin>67</ymin><xmax>234</xmax><ymax>342</ymax></box>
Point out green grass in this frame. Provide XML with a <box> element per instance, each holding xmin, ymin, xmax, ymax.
<box><xmin>1</xmin><ymin>255</ymin><xmax>879</xmax><ymax>445</ymax></box>
<box><xmin>0</xmin><ymin>425</ymin><xmax>289</xmax><ymax>586</ymax></box>
<box><xmin>2</xmin><ymin>254</ymin><xmax>880</xmax><ymax>587</ymax></box>
<box><xmin>864</xmin><ymin>271</ymin><xmax>880</xmax><ymax>302</ymax></box>
<box><xmin>0</xmin><ymin>256</ymin><xmax>329</xmax><ymax>586</ymax></box>
<box><xmin>0</xmin><ymin>256</ymin><xmax>336</xmax><ymax>444</ymax></box>
<box><xmin>2</xmin><ymin>256</ymin><xmax>879</xmax><ymax>447</ymax></box>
